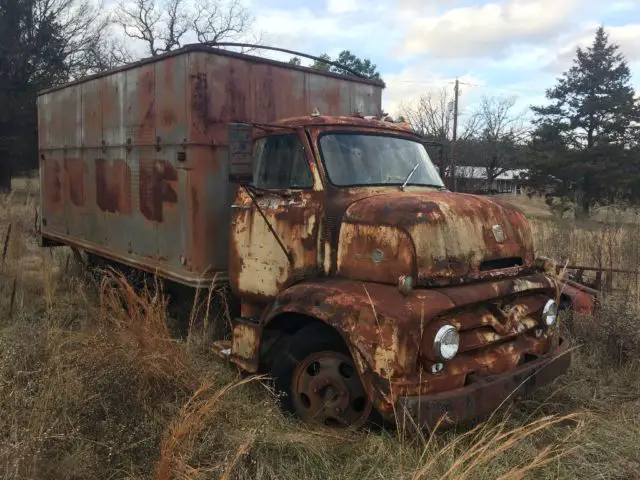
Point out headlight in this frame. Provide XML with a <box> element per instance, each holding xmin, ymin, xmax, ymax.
<box><xmin>542</xmin><ymin>299</ymin><xmax>558</xmax><ymax>327</ymax></box>
<box><xmin>434</xmin><ymin>325</ymin><xmax>460</xmax><ymax>361</ymax></box>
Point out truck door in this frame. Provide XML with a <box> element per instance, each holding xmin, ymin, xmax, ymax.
<box><xmin>229</xmin><ymin>130</ymin><xmax>321</xmax><ymax>303</ymax></box>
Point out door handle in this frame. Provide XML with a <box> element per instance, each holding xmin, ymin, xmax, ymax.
<box><xmin>231</xmin><ymin>204</ymin><xmax>251</xmax><ymax>210</ymax></box>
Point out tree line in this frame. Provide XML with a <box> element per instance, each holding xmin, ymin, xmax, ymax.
<box><xmin>400</xmin><ymin>27</ymin><xmax>640</xmax><ymax>217</ymax></box>
<box><xmin>1</xmin><ymin>2</ymin><xmax>638</xmax><ymax>218</ymax></box>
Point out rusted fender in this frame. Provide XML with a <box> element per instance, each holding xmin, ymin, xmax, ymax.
<box><xmin>264</xmin><ymin>274</ymin><xmax>557</xmax><ymax>415</ymax></box>
<box><xmin>266</xmin><ymin>279</ymin><xmax>455</xmax><ymax>400</ymax></box>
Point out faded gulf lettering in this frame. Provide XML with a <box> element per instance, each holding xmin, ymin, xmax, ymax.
<box><xmin>43</xmin><ymin>157</ymin><xmax>177</xmax><ymax>222</ymax></box>
<box><xmin>95</xmin><ymin>159</ymin><xmax>132</xmax><ymax>214</ymax></box>
<box><xmin>139</xmin><ymin>158</ymin><xmax>178</xmax><ymax>222</ymax></box>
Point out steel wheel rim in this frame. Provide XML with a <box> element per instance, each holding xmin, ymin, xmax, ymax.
<box><xmin>291</xmin><ymin>350</ymin><xmax>372</xmax><ymax>428</ymax></box>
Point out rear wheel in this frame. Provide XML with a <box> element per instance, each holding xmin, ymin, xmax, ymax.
<box><xmin>271</xmin><ymin>324</ymin><xmax>373</xmax><ymax>428</ymax></box>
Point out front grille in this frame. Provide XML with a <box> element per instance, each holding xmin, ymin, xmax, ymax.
<box><xmin>426</xmin><ymin>293</ymin><xmax>548</xmax><ymax>357</ymax></box>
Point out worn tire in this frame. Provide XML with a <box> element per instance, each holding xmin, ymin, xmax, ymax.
<box><xmin>270</xmin><ymin>323</ymin><xmax>374</xmax><ymax>428</ymax></box>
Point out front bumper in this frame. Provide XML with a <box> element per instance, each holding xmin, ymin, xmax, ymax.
<box><xmin>396</xmin><ymin>337</ymin><xmax>571</xmax><ymax>429</ymax></box>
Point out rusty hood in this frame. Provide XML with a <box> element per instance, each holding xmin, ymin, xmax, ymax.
<box><xmin>339</xmin><ymin>191</ymin><xmax>535</xmax><ymax>285</ymax></box>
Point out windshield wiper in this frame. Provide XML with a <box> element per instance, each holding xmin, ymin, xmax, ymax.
<box><xmin>401</xmin><ymin>162</ymin><xmax>420</xmax><ymax>191</ymax></box>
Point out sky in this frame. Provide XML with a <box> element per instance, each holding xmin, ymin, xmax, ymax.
<box><xmin>243</xmin><ymin>0</ymin><xmax>640</xmax><ymax>122</ymax></box>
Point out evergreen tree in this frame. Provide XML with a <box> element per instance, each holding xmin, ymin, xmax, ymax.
<box><xmin>527</xmin><ymin>26</ymin><xmax>640</xmax><ymax>217</ymax></box>
<box><xmin>0</xmin><ymin>0</ymin><xmax>109</xmax><ymax>190</ymax></box>
<box><xmin>311</xmin><ymin>53</ymin><xmax>331</xmax><ymax>72</ymax></box>
<box><xmin>0</xmin><ymin>0</ymin><xmax>68</xmax><ymax>190</ymax></box>
<box><xmin>330</xmin><ymin>50</ymin><xmax>381</xmax><ymax>80</ymax></box>
<box><xmin>309</xmin><ymin>51</ymin><xmax>381</xmax><ymax>81</ymax></box>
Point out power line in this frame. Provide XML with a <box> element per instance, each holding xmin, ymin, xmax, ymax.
<box><xmin>385</xmin><ymin>78</ymin><xmax>546</xmax><ymax>94</ymax></box>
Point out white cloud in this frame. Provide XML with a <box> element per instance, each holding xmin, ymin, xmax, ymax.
<box><xmin>400</xmin><ymin>0</ymin><xmax>581</xmax><ymax>59</ymax></box>
<box><xmin>540</xmin><ymin>24</ymin><xmax>640</xmax><ymax>75</ymax></box>
<box><xmin>252</xmin><ymin>6</ymin><xmax>381</xmax><ymax>53</ymax></box>
<box><xmin>326</xmin><ymin>0</ymin><xmax>360</xmax><ymax>14</ymax></box>
<box><xmin>609</xmin><ymin>24</ymin><xmax>640</xmax><ymax>62</ymax></box>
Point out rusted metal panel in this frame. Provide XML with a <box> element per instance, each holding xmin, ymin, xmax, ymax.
<box><xmin>53</xmin><ymin>86</ymin><xmax>82</xmax><ymax>150</ymax></box>
<box><xmin>155</xmin><ymin>54</ymin><xmax>188</xmax><ymax>147</ymax></box>
<box><xmin>37</xmin><ymin>94</ymin><xmax>50</xmax><ymax>150</ymax></box>
<box><xmin>308</xmin><ymin>74</ymin><xmax>350</xmax><ymax>117</ymax></box>
<box><xmin>45</xmin><ymin>92</ymin><xmax>65</xmax><ymax>150</ymax></box>
<box><xmin>40</xmin><ymin>48</ymin><xmax>381</xmax><ymax>287</ymax></box>
<box><xmin>81</xmin><ymin>79</ymin><xmax>102</xmax><ymax>148</ymax></box>
<box><xmin>38</xmin><ymin>45</ymin><xmax>385</xmax><ymax>98</ymax></box>
<box><xmin>229</xmin><ymin>189</ymin><xmax>321</xmax><ymax>301</ymax></box>
<box><xmin>40</xmin><ymin>151</ymin><xmax>65</xmax><ymax>231</ymax></box>
<box><xmin>337</xmin><ymin>191</ymin><xmax>535</xmax><ymax>286</ymax></box>
<box><xmin>102</xmin><ymin>71</ymin><xmax>126</xmax><ymax>148</ymax></box>
<box><xmin>259</xmin><ymin>272</ymin><xmax>558</xmax><ymax>419</ymax></box>
<box><xmin>188</xmin><ymin>51</ymin><xmax>253</xmax><ymax>146</ymax></box>
<box><xmin>350</xmin><ymin>83</ymin><xmax>379</xmax><ymax>116</ymax></box>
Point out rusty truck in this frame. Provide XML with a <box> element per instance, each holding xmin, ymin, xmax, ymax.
<box><xmin>38</xmin><ymin>45</ymin><xmax>576</xmax><ymax>429</ymax></box>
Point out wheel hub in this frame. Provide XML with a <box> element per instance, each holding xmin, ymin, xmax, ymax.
<box><xmin>291</xmin><ymin>351</ymin><xmax>372</xmax><ymax>427</ymax></box>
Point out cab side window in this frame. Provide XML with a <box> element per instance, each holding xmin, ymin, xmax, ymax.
<box><xmin>253</xmin><ymin>134</ymin><xmax>313</xmax><ymax>189</ymax></box>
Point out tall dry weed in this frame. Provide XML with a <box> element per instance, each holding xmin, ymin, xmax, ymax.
<box><xmin>0</xmin><ymin>182</ymin><xmax>638</xmax><ymax>479</ymax></box>
<box><xmin>410</xmin><ymin>412</ymin><xmax>584</xmax><ymax>480</ymax></box>
<box><xmin>154</xmin><ymin>377</ymin><xmax>262</xmax><ymax>480</ymax></box>
<box><xmin>532</xmin><ymin>213</ymin><xmax>640</xmax><ymax>303</ymax></box>
<box><xmin>96</xmin><ymin>269</ymin><xmax>200</xmax><ymax>392</ymax></box>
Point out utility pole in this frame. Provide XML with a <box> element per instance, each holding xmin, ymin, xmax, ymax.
<box><xmin>451</xmin><ymin>78</ymin><xmax>459</xmax><ymax>192</ymax></box>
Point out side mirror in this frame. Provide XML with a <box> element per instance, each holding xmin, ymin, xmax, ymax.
<box><xmin>228</xmin><ymin>123</ymin><xmax>254</xmax><ymax>183</ymax></box>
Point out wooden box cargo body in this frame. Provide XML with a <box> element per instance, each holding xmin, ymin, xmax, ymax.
<box><xmin>37</xmin><ymin>46</ymin><xmax>383</xmax><ymax>286</ymax></box>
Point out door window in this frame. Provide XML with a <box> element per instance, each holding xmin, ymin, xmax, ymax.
<box><xmin>253</xmin><ymin>134</ymin><xmax>313</xmax><ymax>189</ymax></box>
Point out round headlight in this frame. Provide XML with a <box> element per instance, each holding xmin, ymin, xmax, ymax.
<box><xmin>542</xmin><ymin>299</ymin><xmax>558</xmax><ymax>327</ymax></box>
<box><xmin>434</xmin><ymin>325</ymin><xmax>460</xmax><ymax>361</ymax></box>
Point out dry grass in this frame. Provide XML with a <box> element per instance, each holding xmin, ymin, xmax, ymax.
<box><xmin>1</xmin><ymin>185</ymin><xmax>639</xmax><ymax>479</ymax></box>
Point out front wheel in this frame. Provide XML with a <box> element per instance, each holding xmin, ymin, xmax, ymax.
<box><xmin>270</xmin><ymin>324</ymin><xmax>373</xmax><ymax>428</ymax></box>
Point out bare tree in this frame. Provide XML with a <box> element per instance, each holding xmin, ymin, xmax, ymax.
<box><xmin>193</xmin><ymin>0</ymin><xmax>250</xmax><ymax>44</ymax></box>
<box><xmin>84</xmin><ymin>32</ymin><xmax>135</xmax><ymax>72</ymax></box>
<box><xmin>401</xmin><ymin>88</ymin><xmax>479</xmax><ymax>142</ymax></box>
<box><xmin>400</xmin><ymin>88</ymin><xmax>479</xmax><ymax>178</ymax></box>
<box><xmin>116</xmin><ymin>0</ymin><xmax>254</xmax><ymax>57</ymax></box>
<box><xmin>473</xmin><ymin>96</ymin><xmax>529</xmax><ymax>191</ymax></box>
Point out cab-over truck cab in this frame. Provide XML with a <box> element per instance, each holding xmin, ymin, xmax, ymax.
<box><xmin>217</xmin><ymin>114</ymin><xmax>570</xmax><ymax>428</ymax></box>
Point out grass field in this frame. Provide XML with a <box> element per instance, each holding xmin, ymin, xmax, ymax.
<box><xmin>1</xmin><ymin>183</ymin><xmax>639</xmax><ymax>479</ymax></box>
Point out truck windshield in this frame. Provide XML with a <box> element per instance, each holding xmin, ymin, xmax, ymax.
<box><xmin>318</xmin><ymin>133</ymin><xmax>445</xmax><ymax>188</ymax></box>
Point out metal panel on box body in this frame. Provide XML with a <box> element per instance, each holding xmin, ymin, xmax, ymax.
<box><xmin>40</xmin><ymin>149</ymin><xmax>65</xmax><ymax>232</ymax></box>
<box><xmin>155</xmin><ymin>54</ymin><xmax>189</xmax><ymax>273</ymax></box>
<box><xmin>99</xmin><ymin>70</ymin><xmax>132</xmax><ymax>256</ymax></box>
<box><xmin>155</xmin><ymin>54</ymin><xmax>188</xmax><ymax>145</ymax></box>
<box><xmin>185</xmin><ymin>51</ymin><xmax>238</xmax><ymax>274</ymax></box>
<box><xmin>250</xmin><ymin>63</ymin><xmax>309</xmax><ymax>123</ymax></box>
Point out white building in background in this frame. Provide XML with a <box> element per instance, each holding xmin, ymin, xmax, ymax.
<box><xmin>455</xmin><ymin>166</ymin><xmax>528</xmax><ymax>195</ymax></box>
